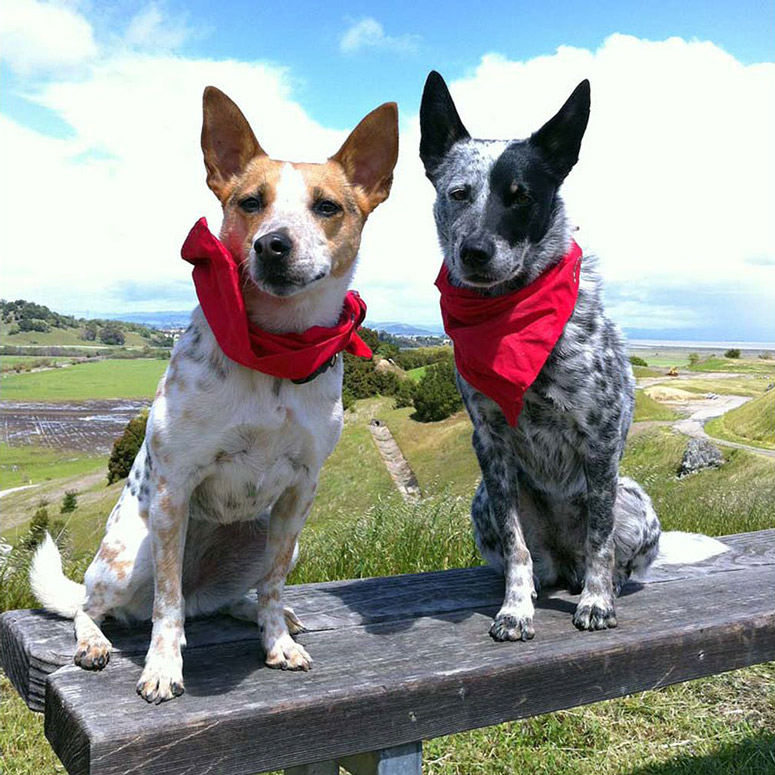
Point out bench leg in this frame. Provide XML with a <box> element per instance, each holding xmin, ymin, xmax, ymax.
<box><xmin>284</xmin><ymin>741</ymin><xmax>423</xmax><ymax>775</ymax></box>
<box><xmin>338</xmin><ymin>742</ymin><xmax>423</xmax><ymax>775</ymax></box>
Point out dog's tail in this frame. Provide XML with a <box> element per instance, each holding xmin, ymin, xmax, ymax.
<box><xmin>29</xmin><ymin>533</ymin><xmax>86</xmax><ymax>619</ymax></box>
<box><xmin>632</xmin><ymin>531</ymin><xmax>729</xmax><ymax>581</ymax></box>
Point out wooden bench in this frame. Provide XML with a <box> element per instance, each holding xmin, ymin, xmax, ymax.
<box><xmin>2</xmin><ymin>529</ymin><xmax>774</xmax><ymax>775</ymax></box>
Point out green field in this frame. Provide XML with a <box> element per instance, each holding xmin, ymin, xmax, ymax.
<box><xmin>0</xmin><ymin>443</ymin><xmax>106</xmax><ymax>491</ymax></box>
<box><xmin>406</xmin><ymin>365</ymin><xmax>428</xmax><ymax>382</ymax></box>
<box><xmin>687</xmin><ymin>356</ymin><xmax>775</xmax><ymax>375</ymax></box>
<box><xmin>0</xmin><ymin>358</ymin><xmax>166</xmax><ymax>401</ymax></box>
<box><xmin>633</xmin><ymin>389</ymin><xmax>681</xmax><ymax>422</ymax></box>
<box><xmin>706</xmin><ymin>390</ymin><xmax>775</xmax><ymax>451</ymax></box>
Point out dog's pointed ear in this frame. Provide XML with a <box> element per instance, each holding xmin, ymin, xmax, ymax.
<box><xmin>420</xmin><ymin>71</ymin><xmax>470</xmax><ymax>181</ymax></box>
<box><xmin>529</xmin><ymin>79</ymin><xmax>590</xmax><ymax>183</ymax></box>
<box><xmin>330</xmin><ymin>102</ymin><xmax>399</xmax><ymax>214</ymax></box>
<box><xmin>201</xmin><ymin>86</ymin><xmax>265</xmax><ymax>199</ymax></box>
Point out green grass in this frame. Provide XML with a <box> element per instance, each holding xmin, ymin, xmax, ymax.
<box><xmin>406</xmin><ymin>365</ymin><xmax>428</xmax><ymax>382</ymax></box>
<box><xmin>0</xmin><ymin>358</ymin><xmax>166</xmax><ymax>401</ymax></box>
<box><xmin>665</xmin><ymin>376</ymin><xmax>771</xmax><ymax>398</ymax></box>
<box><xmin>0</xmin><ymin>443</ymin><xmax>105</xmax><ymax>491</ymax></box>
<box><xmin>687</xmin><ymin>357</ymin><xmax>775</xmax><ymax>375</ymax></box>
<box><xmin>621</xmin><ymin>428</ymin><xmax>775</xmax><ymax>535</ymax></box>
<box><xmin>633</xmin><ymin>390</ymin><xmax>680</xmax><ymax>422</ymax></box>
<box><xmin>0</xmin><ymin>321</ymin><xmax>150</xmax><ymax>349</ymax></box>
<box><xmin>706</xmin><ymin>390</ymin><xmax>775</xmax><ymax>451</ymax></box>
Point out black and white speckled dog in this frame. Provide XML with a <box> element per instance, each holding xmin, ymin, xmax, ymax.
<box><xmin>420</xmin><ymin>71</ymin><xmax>724</xmax><ymax>642</ymax></box>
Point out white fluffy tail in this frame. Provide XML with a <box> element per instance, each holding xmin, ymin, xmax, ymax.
<box><xmin>653</xmin><ymin>531</ymin><xmax>729</xmax><ymax>566</ymax></box>
<box><xmin>632</xmin><ymin>531</ymin><xmax>729</xmax><ymax>581</ymax></box>
<box><xmin>29</xmin><ymin>533</ymin><xmax>86</xmax><ymax>619</ymax></box>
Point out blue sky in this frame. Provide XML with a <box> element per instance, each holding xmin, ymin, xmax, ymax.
<box><xmin>1</xmin><ymin>1</ymin><xmax>774</xmax><ymax>341</ymax></box>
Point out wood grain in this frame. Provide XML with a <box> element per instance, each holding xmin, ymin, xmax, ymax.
<box><xmin>0</xmin><ymin>529</ymin><xmax>773</xmax><ymax>775</ymax></box>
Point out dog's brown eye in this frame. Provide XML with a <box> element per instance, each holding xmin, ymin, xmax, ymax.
<box><xmin>314</xmin><ymin>199</ymin><xmax>341</xmax><ymax>217</ymax></box>
<box><xmin>510</xmin><ymin>185</ymin><xmax>533</xmax><ymax>207</ymax></box>
<box><xmin>449</xmin><ymin>187</ymin><xmax>469</xmax><ymax>202</ymax></box>
<box><xmin>239</xmin><ymin>196</ymin><xmax>262</xmax><ymax>213</ymax></box>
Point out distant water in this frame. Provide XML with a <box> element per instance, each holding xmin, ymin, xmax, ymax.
<box><xmin>628</xmin><ymin>339</ymin><xmax>775</xmax><ymax>351</ymax></box>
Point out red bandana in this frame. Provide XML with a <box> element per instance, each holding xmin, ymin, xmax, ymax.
<box><xmin>181</xmin><ymin>218</ymin><xmax>372</xmax><ymax>381</ymax></box>
<box><xmin>435</xmin><ymin>241</ymin><xmax>582</xmax><ymax>426</ymax></box>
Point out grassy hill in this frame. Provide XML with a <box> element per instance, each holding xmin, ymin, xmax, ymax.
<box><xmin>0</xmin><ymin>299</ymin><xmax>172</xmax><ymax>350</ymax></box>
<box><xmin>706</xmin><ymin>390</ymin><xmax>775</xmax><ymax>451</ymax></box>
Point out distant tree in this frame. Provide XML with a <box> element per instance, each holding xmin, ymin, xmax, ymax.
<box><xmin>18</xmin><ymin>318</ymin><xmax>50</xmax><ymax>333</ymax></box>
<box><xmin>60</xmin><ymin>490</ymin><xmax>78</xmax><ymax>514</ymax></box>
<box><xmin>759</xmin><ymin>351</ymin><xmax>773</xmax><ymax>360</ymax></box>
<box><xmin>724</xmin><ymin>348</ymin><xmax>741</xmax><ymax>359</ymax></box>
<box><xmin>80</xmin><ymin>323</ymin><xmax>98</xmax><ymax>341</ymax></box>
<box><xmin>629</xmin><ymin>356</ymin><xmax>648</xmax><ymax>367</ymax></box>
<box><xmin>412</xmin><ymin>360</ymin><xmax>463</xmax><ymax>422</ymax></box>
<box><xmin>99</xmin><ymin>322</ymin><xmax>126</xmax><ymax>346</ymax></box>
<box><xmin>688</xmin><ymin>352</ymin><xmax>701</xmax><ymax>366</ymax></box>
<box><xmin>107</xmin><ymin>410</ymin><xmax>149</xmax><ymax>484</ymax></box>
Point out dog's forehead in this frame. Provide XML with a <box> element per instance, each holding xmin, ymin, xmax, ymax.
<box><xmin>440</xmin><ymin>139</ymin><xmax>509</xmax><ymax>185</ymax></box>
<box><xmin>236</xmin><ymin>157</ymin><xmax>348</xmax><ymax>204</ymax></box>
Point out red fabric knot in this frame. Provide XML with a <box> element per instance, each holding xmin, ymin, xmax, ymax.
<box><xmin>435</xmin><ymin>241</ymin><xmax>583</xmax><ymax>426</ymax></box>
<box><xmin>181</xmin><ymin>217</ymin><xmax>372</xmax><ymax>380</ymax></box>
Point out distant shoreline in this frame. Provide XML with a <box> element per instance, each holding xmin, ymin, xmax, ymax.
<box><xmin>627</xmin><ymin>339</ymin><xmax>775</xmax><ymax>355</ymax></box>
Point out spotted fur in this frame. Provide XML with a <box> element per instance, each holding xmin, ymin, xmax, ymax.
<box><xmin>420</xmin><ymin>71</ymin><xmax>660</xmax><ymax>640</ymax></box>
<box><xmin>30</xmin><ymin>87</ymin><xmax>398</xmax><ymax>702</ymax></box>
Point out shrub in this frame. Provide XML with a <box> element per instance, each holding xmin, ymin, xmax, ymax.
<box><xmin>724</xmin><ymin>348</ymin><xmax>741</xmax><ymax>359</ymax></box>
<box><xmin>393</xmin><ymin>379</ymin><xmax>416</xmax><ymax>409</ymax></box>
<box><xmin>60</xmin><ymin>490</ymin><xmax>78</xmax><ymax>514</ymax></box>
<box><xmin>107</xmin><ymin>410</ymin><xmax>149</xmax><ymax>483</ymax></box>
<box><xmin>412</xmin><ymin>359</ymin><xmax>463</xmax><ymax>422</ymax></box>
<box><xmin>18</xmin><ymin>318</ymin><xmax>50</xmax><ymax>333</ymax></box>
<box><xmin>759</xmin><ymin>351</ymin><xmax>773</xmax><ymax>360</ymax></box>
<box><xmin>341</xmin><ymin>388</ymin><xmax>355</xmax><ymax>412</ymax></box>
<box><xmin>688</xmin><ymin>352</ymin><xmax>701</xmax><ymax>366</ymax></box>
<box><xmin>629</xmin><ymin>355</ymin><xmax>648</xmax><ymax>367</ymax></box>
<box><xmin>99</xmin><ymin>323</ymin><xmax>126</xmax><ymax>346</ymax></box>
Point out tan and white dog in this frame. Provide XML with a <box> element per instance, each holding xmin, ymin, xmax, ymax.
<box><xmin>30</xmin><ymin>87</ymin><xmax>398</xmax><ymax>703</ymax></box>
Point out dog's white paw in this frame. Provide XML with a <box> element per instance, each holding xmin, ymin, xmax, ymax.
<box><xmin>489</xmin><ymin>603</ymin><xmax>535</xmax><ymax>642</ymax></box>
<box><xmin>136</xmin><ymin>656</ymin><xmax>185</xmax><ymax>704</ymax></box>
<box><xmin>74</xmin><ymin>634</ymin><xmax>112</xmax><ymax>671</ymax></box>
<box><xmin>265</xmin><ymin>633</ymin><xmax>312</xmax><ymax>671</ymax></box>
<box><xmin>573</xmin><ymin>592</ymin><xmax>617</xmax><ymax>631</ymax></box>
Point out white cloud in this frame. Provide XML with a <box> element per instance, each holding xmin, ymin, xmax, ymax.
<box><xmin>0</xmin><ymin>54</ymin><xmax>345</xmax><ymax>314</ymax></box>
<box><xmin>339</xmin><ymin>17</ymin><xmax>420</xmax><ymax>55</ymax></box>
<box><xmin>0</xmin><ymin>0</ymin><xmax>97</xmax><ymax>75</ymax></box>
<box><xmin>124</xmin><ymin>4</ymin><xmax>192</xmax><ymax>51</ymax></box>
<box><xmin>1</xmin><ymin>32</ymin><xmax>773</xmax><ymax>340</ymax></box>
<box><xmin>358</xmin><ymin>35</ymin><xmax>775</xmax><ymax>336</ymax></box>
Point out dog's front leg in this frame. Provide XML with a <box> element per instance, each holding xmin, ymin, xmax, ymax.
<box><xmin>256</xmin><ymin>482</ymin><xmax>315</xmax><ymax>670</ymax></box>
<box><xmin>473</xmin><ymin>440</ymin><xmax>536</xmax><ymax>642</ymax></box>
<box><xmin>136</xmin><ymin>477</ymin><xmax>191</xmax><ymax>703</ymax></box>
<box><xmin>574</xmin><ymin>454</ymin><xmax>618</xmax><ymax>630</ymax></box>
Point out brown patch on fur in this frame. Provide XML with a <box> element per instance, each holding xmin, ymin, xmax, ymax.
<box><xmin>97</xmin><ymin>542</ymin><xmax>123</xmax><ymax>562</ymax></box>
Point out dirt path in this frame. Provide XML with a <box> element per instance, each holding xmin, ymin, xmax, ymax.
<box><xmin>368</xmin><ymin>420</ymin><xmax>421</xmax><ymax>502</ymax></box>
<box><xmin>632</xmin><ymin>391</ymin><xmax>775</xmax><ymax>459</ymax></box>
<box><xmin>0</xmin><ymin>484</ymin><xmax>39</xmax><ymax>499</ymax></box>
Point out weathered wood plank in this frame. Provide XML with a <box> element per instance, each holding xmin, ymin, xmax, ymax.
<box><xmin>41</xmin><ymin>561</ymin><xmax>775</xmax><ymax>775</ymax></box>
<box><xmin>2</xmin><ymin>529</ymin><xmax>773</xmax><ymax>713</ymax></box>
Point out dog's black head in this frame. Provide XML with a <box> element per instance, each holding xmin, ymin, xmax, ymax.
<box><xmin>420</xmin><ymin>71</ymin><xmax>590</xmax><ymax>290</ymax></box>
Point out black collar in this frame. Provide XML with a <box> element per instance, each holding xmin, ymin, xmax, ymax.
<box><xmin>291</xmin><ymin>353</ymin><xmax>340</xmax><ymax>385</ymax></box>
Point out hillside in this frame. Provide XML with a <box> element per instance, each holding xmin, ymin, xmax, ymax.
<box><xmin>706</xmin><ymin>389</ymin><xmax>775</xmax><ymax>450</ymax></box>
<box><xmin>0</xmin><ymin>299</ymin><xmax>172</xmax><ymax>349</ymax></box>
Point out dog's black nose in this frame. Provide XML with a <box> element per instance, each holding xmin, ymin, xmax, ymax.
<box><xmin>459</xmin><ymin>236</ymin><xmax>494</xmax><ymax>267</ymax></box>
<box><xmin>254</xmin><ymin>231</ymin><xmax>292</xmax><ymax>259</ymax></box>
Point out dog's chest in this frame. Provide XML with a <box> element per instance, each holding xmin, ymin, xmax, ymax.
<box><xmin>162</xmin><ymin>360</ymin><xmax>343</xmax><ymax>524</ymax></box>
